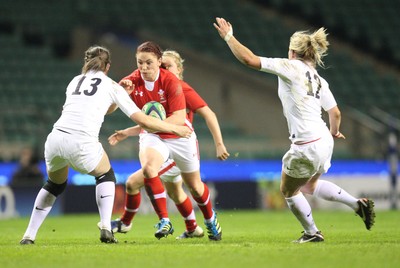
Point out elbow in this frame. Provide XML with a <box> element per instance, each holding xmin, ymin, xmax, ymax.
<box><xmin>241</xmin><ymin>56</ymin><xmax>253</xmax><ymax>67</ymax></box>
<box><xmin>335</xmin><ymin>109</ymin><xmax>341</xmax><ymax>120</ymax></box>
<box><xmin>328</xmin><ymin>106</ymin><xmax>341</xmax><ymax>120</ymax></box>
<box><xmin>241</xmin><ymin>55</ymin><xmax>260</xmax><ymax>69</ymax></box>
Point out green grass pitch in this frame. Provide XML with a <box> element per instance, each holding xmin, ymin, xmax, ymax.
<box><xmin>0</xmin><ymin>210</ymin><xmax>398</xmax><ymax>268</ymax></box>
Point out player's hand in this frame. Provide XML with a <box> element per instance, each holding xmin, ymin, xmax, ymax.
<box><xmin>332</xmin><ymin>131</ymin><xmax>346</xmax><ymax>139</ymax></box>
<box><xmin>173</xmin><ymin>126</ymin><xmax>193</xmax><ymax>138</ymax></box>
<box><xmin>120</xmin><ymin>79</ymin><xmax>134</xmax><ymax>95</ymax></box>
<box><xmin>216</xmin><ymin>144</ymin><xmax>230</xmax><ymax>160</ymax></box>
<box><xmin>108</xmin><ymin>130</ymin><xmax>128</xmax><ymax>146</ymax></box>
<box><xmin>213</xmin><ymin>17</ymin><xmax>233</xmax><ymax>41</ymax></box>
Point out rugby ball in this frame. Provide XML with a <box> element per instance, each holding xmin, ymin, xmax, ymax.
<box><xmin>141</xmin><ymin>101</ymin><xmax>166</xmax><ymax>120</ymax></box>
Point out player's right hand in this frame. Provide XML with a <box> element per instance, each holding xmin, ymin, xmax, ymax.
<box><xmin>213</xmin><ymin>17</ymin><xmax>233</xmax><ymax>41</ymax></box>
<box><xmin>120</xmin><ymin>79</ymin><xmax>134</xmax><ymax>94</ymax></box>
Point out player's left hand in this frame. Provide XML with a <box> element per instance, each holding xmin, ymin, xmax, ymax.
<box><xmin>216</xmin><ymin>144</ymin><xmax>230</xmax><ymax>160</ymax></box>
<box><xmin>173</xmin><ymin>126</ymin><xmax>193</xmax><ymax>139</ymax></box>
<box><xmin>108</xmin><ymin>130</ymin><xmax>128</xmax><ymax>146</ymax></box>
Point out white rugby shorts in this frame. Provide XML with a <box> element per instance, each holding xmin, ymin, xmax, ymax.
<box><xmin>282</xmin><ymin>133</ymin><xmax>333</xmax><ymax>178</ymax></box>
<box><xmin>159</xmin><ymin>158</ymin><xmax>182</xmax><ymax>183</ymax></box>
<box><xmin>45</xmin><ymin>129</ymin><xmax>103</xmax><ymax>174</ymax></box>
<box><xmin>139</xmin><ymin>132</ymin><xmax>200</xmax><ymax>175</ymax></box>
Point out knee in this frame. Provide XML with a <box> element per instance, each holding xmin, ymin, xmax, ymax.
<box><xmin>280</xmin><ymin>183</ymin><xmax>295</xmax><ymax>198</ymax></box>
<box><xmin>280</xmin><ymin>185</ymin><xmax>289</xmax><ymax>198</ymax></box>
<box><xmin>125</xmin><ymin>179</ymin><xmax>136</xmax><ymax>192</ymax></box>
<box><xmin>125</xmin><ymin>175</ymin><xmax>143</xmax><ymax>193</ymax></box>
<box><xmin>43</xmin><ymin>180</ymin><xmax>67</xmax><ymax>197</ymax></box>
<box><xmin>167</xmin><ymin>188</ymin><xmax>187</xmax><ymax>204</ymax></box>
<box><xmin>95</xmin><ymin>168</ymin><xmax>116</xmax><ymax>185</ymax></box>
<box><xmin>186</xmin><ymin>183</ymin><xmax>203</xmax><ymax>198</ymax></box>
<box><xmin>141</xmin><ymin>165</ymin><xmax>158</xmax><ymax>178</ymax></box>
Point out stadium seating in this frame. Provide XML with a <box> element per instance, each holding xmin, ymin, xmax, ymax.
<box><xmin>0</xmin><ymin>32</ymin><xmax>81</xmax><ymax>160</ymax></box>
<box><xmin>258</xmin><ymin>0</ymin><xmax>400</xmax><ymax>67</ymax></box>
<box><xmin>0</xmin><ymin>0</ymin><xmax>398</xmax><ymax>160</ymax></box>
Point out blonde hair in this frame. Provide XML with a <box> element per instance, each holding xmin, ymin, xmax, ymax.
<box><xmin>162</xmin><ymin>50</ymin><xmax>185</xmax><ymax>80</ymax></box>
<box><xmin>289</xmin><ymin>27</ymin><xmax>329</xmax><ymax>68</ymax></box>
<box><xmin>82</xmin><ymin>46</ymin><xmax>111</xmax><ymax>74</ymax></box>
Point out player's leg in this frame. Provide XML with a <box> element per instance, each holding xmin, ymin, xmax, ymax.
<box><xmin>163</xmin><ymin>177</ymin><xmax>204</xmax><ymax>239</ymax></box>
<box><xmin>302</xmin><ymin>174</ymin><xmax>375</xmax><ymax>230</ymax></box>
<box><xmin>139</xmin><ymin>136</ymin><xmax>173</xmax><ymax>239</ymax></box>
<box><xmin>301</xmin><ymin>133</ymin><xmax>375</xmax><ymax>230</ymax></box>
<box><xmin>108</xmin><ymin>169</ymin><xmax>145</xmax><ymax>233</ymax></box>
<box><xmin>181</xmin><ymin>171</ymin><xmax>221</xmax><ymax>241</ymax></box>
<box><xmin>20</xmin><ymin>132</ymin><xmax>69</xmax><ymax>245</ymax></box>
<box><xmin>281</xmin><ymin>171</ymin><xmax>324</xmax><ymax>243</ymax></box>
<box><xmin>89</xmin><ymin>150</ymin><xmax>118</xmax><ymax>243</ymax></box>
<box><xmin>169</xmin><ymin>133</ymin><xmax>221</xmax><ymax>241</ymax></box>
<box><xmin>20</xmin><ymin>166</ymin><xmax>68</xmax><ymax>245</ymax></box>
<box><xmin>281</xmin><ymin>143</ymin><xmax>324</xmax><ymax>244</ymax></box>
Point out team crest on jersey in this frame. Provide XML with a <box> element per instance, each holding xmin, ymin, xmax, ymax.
<box><xmin>135</xmin><ymin>90</ymin><xmax>144</xmax><ymax>97</ymax></box>
<box><xmin>158</xmin><ymin>89</ymin><xmax>166</xmax><ymax>103</ymax></box>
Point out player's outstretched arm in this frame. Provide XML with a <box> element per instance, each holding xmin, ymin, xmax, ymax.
<box><xmin>108</xmin><ymin>126</ymin><xmax>142</xmax><ymax>146</ymax></box>
<box><xmin>213</xmin><ymin>17</ymin><xmax>261</xmax><ymax>70</ymax></box>
<box><xmin>130</xmin><ymin>112</ymin><xmax>192</xmax><ymax>138</ymax></box>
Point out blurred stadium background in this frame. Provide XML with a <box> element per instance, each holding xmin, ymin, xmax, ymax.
<box><xmin>0</xmin><ymin>0</ymin><xmax>399</xmax><ymax>216</ymax></box>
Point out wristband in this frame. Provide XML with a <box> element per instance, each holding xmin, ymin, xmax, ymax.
<box><xmin>333</xmin><ymin>132</ymin><xmax>340</xmax><ymax>138</ymax></box>
<box><xmin>224</xmin><ymin>28</ymin><xmax>233</xmax><ymax>42</ymax></box>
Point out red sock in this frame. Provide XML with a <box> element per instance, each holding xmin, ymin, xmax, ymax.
<box><xmin>144</xmin><ymin>176</ymin><xmax>168</xmax><ymax>219</ymax></box>
<box><xmin>176</xmin><ymin>197</ymin><xmax>197</xmax><ymax>232</ymax></box>
<box><xmin>193</xmin><ymin>183</ymin><xmax>213</xmax><ymax>220</ymax></box>
<box><xmin>120</xmin><ymin>192</ymin><xmax>141</xmax><ymax>225</ymax></box>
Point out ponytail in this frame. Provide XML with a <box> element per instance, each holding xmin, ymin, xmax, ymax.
<box><xmin>82</xmin><ymin>46</ymin><xmax>111</xmax><ymax>74</ymax></box>
<box><xmin>289</xmin><ymin>27</ymin><xmax>329</xmax><ymax>68</ymax></box>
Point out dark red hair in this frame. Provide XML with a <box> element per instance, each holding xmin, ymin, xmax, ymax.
<box><xmin>136</xmin><ymin>41</ymin><xmax>163</xmax><ymax>59</ymax></box>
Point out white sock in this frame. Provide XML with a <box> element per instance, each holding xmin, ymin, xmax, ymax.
<box><xmin>96</xmin><ymin>181</ymin><xmax>115</xmax><ymax>230</ymax></box>
<box><xmin>285</xmin><ymin>192</ymin><xmax>319</xmax><ymax>235</ymax></box>
<box><xmin>23</xmin><ymin>188</ymin><xmax>56</xmax><ymax>240</ymax></box>
<box><xmin>184</xmin><ymin>210</ymin><xmax>196</xmax><ymax>221</ymax></box>
<box><xmin>313</xmin><ymin>180</ymin><xmax>359</xmax><ymax>210</ymax></box>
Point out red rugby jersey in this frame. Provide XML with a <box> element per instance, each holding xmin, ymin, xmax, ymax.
<box><xmin>121</xmin><ymin>68</ymin><xmax>188</xmax><ymax>139</ymax></box>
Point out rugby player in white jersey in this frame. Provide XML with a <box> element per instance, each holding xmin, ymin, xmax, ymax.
<box><xmin>214</xmin><ymin>17</ymin><xmax>375</xmax><ymax>243</ymax></box>
<box><xmin>20</xmin><ymin>46</ymin><xmax>191</xmax><ymax>245</ymax></box>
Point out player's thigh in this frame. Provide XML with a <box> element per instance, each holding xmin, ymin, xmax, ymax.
<box><xmin>45</xmin><ymin>131</ymin><xmax>69</xmax><ymax>183</ymax></box>
<box><xmin>166</xmin><ymin>134</ymin><xmax>199</xmax><ymax>173</ymax></box>
<box><xmin>89</xmin><ymin>150</ymin><xmax>111</xmax><ymax>177</ymax></box>
<box><xmin>139</xmin><ymin>134</ymin><xmax>170</xmax><ymax>173</ymax></box>
<box><xmin>48</xmin><ymin>166</ymin><xmax>69</xmax><ymax>184</ymax></box>
<box><xmin>160</xmin><ymin>160</ymin><xmax>182</xmax><ymax>183</ymax></box>
<box><xmin>314</xmin><ymin>137</ymin><xmax>333</xmax><ymax>174</ymax></box>
<box><xmin>280</xmin><ymin>171</ymin><xmax>310</xmax><ymax>197</ymax></box>
<box><xmin>45</xmin><ymin>131</ymin><xmax>105</xmax><ymax>177</ymax></box>
<box><xmin>282</xmin><ymin>143</ymin><xmax>322</xmax><ymax>179</ymax></box>
<box><xmin>72</xmin><ymin>139</ymin><xmax>104</xmax><ymax>175</ymax></box>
